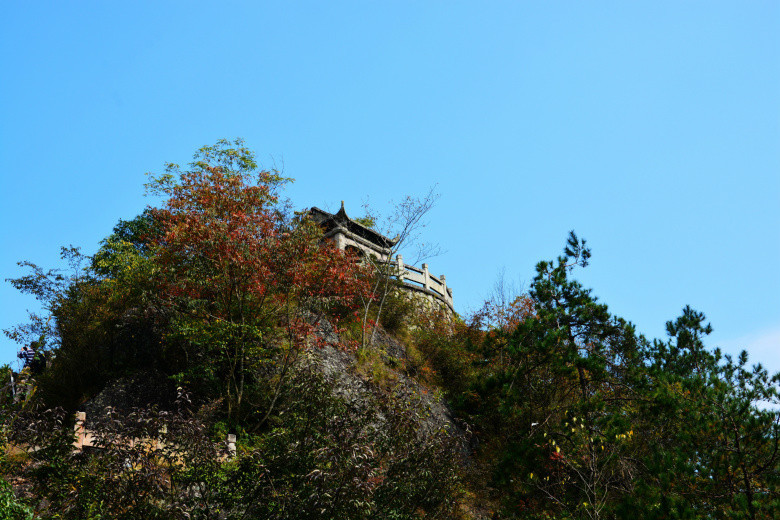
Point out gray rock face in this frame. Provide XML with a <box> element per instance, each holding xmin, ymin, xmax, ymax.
<box><xmin>309</xmin><ymin>324</ymin><xmax>469</xmax><ymax>454</ymax></box>
<box><xmin>82</xmin><ymin>370</ymin><xmax>176</xmax><ymax>429</ymax></box>
<box><xmin>81</xmin><ymin>319</ymin><xmax>469</xmax><ymax>454</ymax></box>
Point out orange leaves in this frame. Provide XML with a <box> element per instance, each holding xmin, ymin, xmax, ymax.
<box><xmin>148</xmin><ymin>148</ymin><xmax>372</xmax><ymax>352</ymax></box>
<box><xmin>549</xmin><ymin>449</ymin><xmax>564</xmax><ymax>463</ymax></box>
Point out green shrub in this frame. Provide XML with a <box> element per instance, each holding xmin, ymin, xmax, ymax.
<box><xmin>378</xmin><ymin>290</ymin><xmax>417</xmax><ymax>336</ymax></box>
<box><xmin>0</xmin><ymin>477</ymin><xmax>32</xmax><ymax>520</ymax></box>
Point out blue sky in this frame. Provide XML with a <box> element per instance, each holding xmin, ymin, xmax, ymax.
<box><xmin>2</xmin><ymin>2</ymin><xmax>778</xmax><ymax>373</ymax></box>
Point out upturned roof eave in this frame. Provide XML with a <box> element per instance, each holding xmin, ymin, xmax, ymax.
<box><xmin>309</xmin><ymin>205</ymin><xmax>398</xmax><ymax>249</ymax></box>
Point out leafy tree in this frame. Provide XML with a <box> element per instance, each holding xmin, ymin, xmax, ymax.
<box><xmin>4</xmin><ymin>246</ymin><xmax>86</xmax><ymax>356</ymax></box>
<box><xmin>355</xmin><ymin>188</ymin><xmax>440</xmax><ymax>348</ymax></box>
<box><xmin>631</xmin><ymin>307</ymin><xmax>780</xmax><ymax>519</ymax></box>
<box><xmin>452</xmin><ymin>234</ymin><xmax>780</xmax><ymax>519</ymax></box>
<box><xmin>91</xmin><ymin>208</ymin><xmax>160</xmax><ymax>278</ymax></box>
<box><xmin>145</xmin><ymin>139</ymin><xmax>372</xmax><ymax>426</ymax></box>
<box><xmin>500</xmin><ymin>233</ymin><xmax>642</xmax><ymax>518</ymax></box>
<box><xmin>456</xmin><ymin>233</ymin><xmax>645</xmax><ymax>518</ymax></box>
<box><xmin>3</xmin><ymin>209</ymin><xmax>166</xmax><ymax>410</ymax></box>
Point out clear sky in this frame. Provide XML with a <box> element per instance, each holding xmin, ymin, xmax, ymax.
<box><xmin>2</xmin><ymin>2</ymin><xmax>778</xmax><ymax>373</ymax></box>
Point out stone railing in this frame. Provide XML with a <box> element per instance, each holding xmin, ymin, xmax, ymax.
<box><xmin>73</xmin><ymin>411</ymin><xmax>236</xmax><ymax>459</ymax></box>
<box><xmin>391</xmin><ymin>255</ymin><xmax>454</xmax><ymax>312</ymax></box>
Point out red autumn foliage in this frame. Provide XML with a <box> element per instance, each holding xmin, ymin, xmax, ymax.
<box><xmin>149</xmin><ymin>162</ymin><xmax>372</xmax><ymax>337</ymax></box>
<box><xmin>144</xmin><ymin>141</ymin><xmax>375</xmax><ymax>423</ymax></box>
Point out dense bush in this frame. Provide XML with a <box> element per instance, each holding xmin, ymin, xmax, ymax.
<box><xmin>1</xmin><ymin>363</ymin><xmax>462</xmax><ymax>519</ymax></box>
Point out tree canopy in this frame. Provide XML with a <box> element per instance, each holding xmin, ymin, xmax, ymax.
<box><xmin>2</xmin><ymin>142</ymin><xmax>778</xmax><ymax>519</ymax></box>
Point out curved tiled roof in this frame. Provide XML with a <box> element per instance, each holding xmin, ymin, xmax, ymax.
<box><xmin>309</xmin><ymin>202</ymin><xmax>398</xmax><ymax>250</ymax></box>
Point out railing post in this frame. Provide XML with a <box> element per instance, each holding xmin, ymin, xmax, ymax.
<box><xmin>227</xmin><ymin>434</ymin><xmax>236</xmax><ymax>458</ymax></box>
<box><xmin>422</xmin><ymin>263</ymin><xmax>430</xmax><ymax>291</ymax></box>
<box><xmin>396</xmin><ymin>255</ymin><xmax>404</xmax><ymax>282</ymax></box>
<box><xmin>440</xmin><ymin>274</ymin><xmax>447</xmax><ymax>301</ymax></box>
<box><xmin>74</xmin><ymin>412</ymin><xmax>86</xmax><ymax>451</ymax></box>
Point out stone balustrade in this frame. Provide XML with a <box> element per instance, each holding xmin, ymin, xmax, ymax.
<box><xmin>392</xmin><ymin>255</ymin><xmax>454</xmax><ymax>312</ymax></box>
<box><xmin>73</xmin><ymin>411</ymin><xmax>236</xmax><ymax>459</ymax></box>
<box><xmin>308</xmin><ymin>205</ymin><xmax>453</xmax><ymax>312</ymax></box>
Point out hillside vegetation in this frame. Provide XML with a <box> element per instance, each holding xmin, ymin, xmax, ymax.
<box><xmin>2</xmin><ymin>140</ymin><xmax>778</xmax><ymax>519</ymax></box>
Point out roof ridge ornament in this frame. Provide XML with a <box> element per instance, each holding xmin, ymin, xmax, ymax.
<box><xmin>335</xmin><ymin>200</ymin><xmax>349</xmax><ymax>221</ymax></box>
